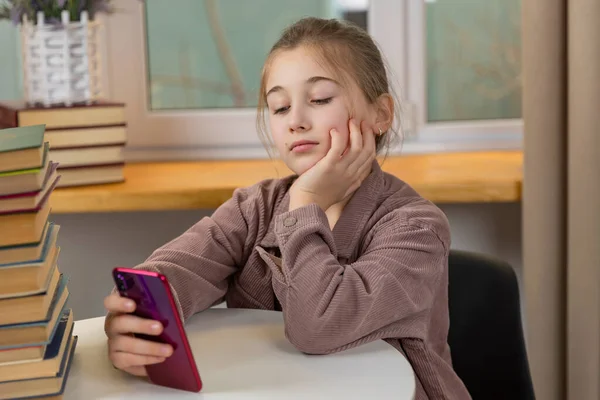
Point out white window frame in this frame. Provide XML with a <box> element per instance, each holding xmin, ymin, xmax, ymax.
<box><xmin>103</xmin><ymin>0</ymin><xmax>521</xmax><ymax>162</ymax></box>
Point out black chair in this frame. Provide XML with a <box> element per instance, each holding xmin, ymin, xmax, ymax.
<box><xmin>447</xmin><ymin>250</ymin><xmax>536</xmax><ymax>400</ymax></box>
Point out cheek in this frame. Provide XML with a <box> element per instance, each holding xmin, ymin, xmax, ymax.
<box><xmin>320</xmin><ymin>104</ymin><xmax>352</xmax><ymax>140</ymax></box>
<box><xmin>268</xmin><ymin>119</ymin><xmax>287</xmax><ymax>146</ymax></box>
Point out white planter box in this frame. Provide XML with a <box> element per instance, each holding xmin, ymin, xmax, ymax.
<box><xmin>20</xmin><ymin>10</ymin><xmax>103</xmax><ymax>107</ymax></box>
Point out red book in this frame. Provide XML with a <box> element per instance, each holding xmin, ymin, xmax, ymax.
<box><xmin>0</xmin><ymin>163</ymin><xmax>59</xmax><ymax>215</ymax></box>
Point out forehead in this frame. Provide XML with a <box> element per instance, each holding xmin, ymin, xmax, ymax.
<box><xmin>265</xmin><ymin>47</ymin><xmax>335</xmax><ymax>90</ymax></box>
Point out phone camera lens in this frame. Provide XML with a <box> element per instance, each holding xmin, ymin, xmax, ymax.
<box><xmin>117</xmin><ymin>274</ymin><xmax>128</xmax><ymax>291</ymax></box>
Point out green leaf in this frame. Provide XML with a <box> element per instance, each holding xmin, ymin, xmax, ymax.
<box><xmin>0</xmin><ymin>5</ymin><xmax>10</xmax><ymax>20</ymax></box>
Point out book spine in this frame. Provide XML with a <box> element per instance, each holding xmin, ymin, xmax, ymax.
<box><xmin>0</xmin><ymin>107</ymin><xmax>18</xmax><ymax>129</ymax></box>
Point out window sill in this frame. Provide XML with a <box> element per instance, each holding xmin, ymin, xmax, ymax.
<box><xmin>50</xmin><ymin>150</ymin><xmax>522</xmax><ymax>214</ymax></box>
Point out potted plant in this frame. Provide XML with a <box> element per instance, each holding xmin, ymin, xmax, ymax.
<box><xmin>0</xmin><ymin>1</ymin><xmax>115</xmax><ymax>107</ymax></box>
<box><xmin>0</xmin><ymin>0</ymin><xmax>114</xmax><ymax>25</ymax></box>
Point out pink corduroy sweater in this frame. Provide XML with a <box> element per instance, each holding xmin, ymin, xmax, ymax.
<box><xmin>127</xmin><ymin>160</ymin><xmax>471</xmax><ymax>399</ymax></box>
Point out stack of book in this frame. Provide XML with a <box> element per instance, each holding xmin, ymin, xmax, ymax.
<box><xmin>0</xmin><ymin>100</ymin><xmax>127</xmax><ymax>187</ymax></box>
<box><xmin>0</xmin><ymin>125</ymin><xmax>77</xmax><ymax>399</ymax></box>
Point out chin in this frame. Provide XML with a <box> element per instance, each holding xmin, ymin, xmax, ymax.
<box><xmin>286</xmin><ymin>155</ymin><xmax>321</xmax><ymax>176</ymax></box>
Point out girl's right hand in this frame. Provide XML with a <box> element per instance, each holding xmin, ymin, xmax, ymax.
<box><xmin>103</xmin><ymin>293</ymin><xmax>174</xmax><ymax>377</ymax></box>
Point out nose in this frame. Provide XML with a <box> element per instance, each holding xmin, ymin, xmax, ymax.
<box><xmin>288</xmin><ymin>105</ymin><xmax>311</xmax><ymax>133</ymax></box>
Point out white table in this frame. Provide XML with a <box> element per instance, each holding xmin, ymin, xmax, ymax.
<box><xmin>65</xmin><ymin>308</ymin><xmax>415</xmax><ymax>399</ymax></box>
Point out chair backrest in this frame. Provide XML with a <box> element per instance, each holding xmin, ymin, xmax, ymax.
<box><xmin>447</xmin><ymin>250</ymin><xmax>536</xmax><ymax>400</ymax></box>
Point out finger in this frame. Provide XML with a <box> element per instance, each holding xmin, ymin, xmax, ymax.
<box><xmin>104</xmin><ymin>312</ymin><xmax>119</xmax><ymax>336</ymax></box>
<box><xmin>354</xmin><ymin>147</ymin><xmax>376</xmax><ymax>177</ymax></box>
<box><xmin>347</xmin><ymin>121</ymin><xmax>372</xmax><ymax>173</ymax></box>
<box><xmin>110</xmin><ymin>335</ymin><xmax>173</xmax><ymax>358</ymax></box>
<box><xmin>338</xmin><ymin>119</ymin><xmax>361</xmax><ymax>168</ymax></box>
<box><xmin>369</xmin><ymin>126</ymin><xmax>383</xmax><ymax>152</ymax></box>
<box><xmin>338</xmin><ymin>121</ymin><xmax>354</xmax><ymax>158</ymax></box>
<box><xmin>122</xmin><ymin>366</ymin><xmax>149</xmax><ymax>377</ymax></box>
<box><xmin>346</xmin><ymin>132</ymin><xmax>377</xmax><ymax>197</ymax></box>
<box><xmin>365</xmin><ymin>123</ymin><xmax>377</xmax><ymax>152</ymax></box>
<box><xmin>111</xmin><ymin>351</ymin><xmax>166</xmax><ymax>371</ymax></box>
<box><xmin>357</xmin><ymin>149</ymin><xmax>376</xmax><ymax>176</ymax></box>
<box><xmin>104</xmin><ymin>293</ymin><xmax>136</xmax><ymax>314</ymax></box>
<box><xmin>349</xmin><ymin>119</ymin><xmax>364</xmax><ymax>154</ymax></box>
<box><xmin>344</xmin><ymin>159</ymin><xmax>373</xmax><ymax>199</ymax></box>
<box><xmin>355</xmin><ymin>123</ymin><xmax>377</xmax><ymax>166</ymax></box>
<box><xmin>326</xmin><ymin>128</ymin><xmax>348</xmax><ymax>162</ymax></box>
<box><xmin>106</xmin><ymin>314</ymin><xmax>163</xmax><ymax>337</ymax></box>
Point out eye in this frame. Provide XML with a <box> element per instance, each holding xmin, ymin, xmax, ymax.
<box><xmin>273</xmin><ymin>106</ymin><xmax>290</xmax><ymax>115</ymax></box>
<box><xmin>312</xmin><ymin>97</ymin><xmax>333</xmax><ymax>105</ymax></box>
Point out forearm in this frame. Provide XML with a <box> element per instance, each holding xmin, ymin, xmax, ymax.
<box><xmin>132</xmin><ymin>259</ymin><xmax>230</xmax><ymax>322</ymax></box>
<box><xmin>260</xmin><ymin>204</ymin><xmax>445</xmax><ymax>354</ymax></box>
<box><xmin>124</xmin><ymin>189</ymin><xmax>254</xmax><ymax>321</ymax></box>
<box><xmin>134</xmin><ymin>219</ymin><xmax>239</xmax><ymax>321</ymax></box>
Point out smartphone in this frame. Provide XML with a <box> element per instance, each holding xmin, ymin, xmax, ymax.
<box><xmin>112</xmin><ymin>267</ymin><xmax>203</xmax><ymax>393</ymax></box>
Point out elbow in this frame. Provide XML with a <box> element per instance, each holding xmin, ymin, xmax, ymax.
<box><xmin>287</xmin><ymin>332</ymin><xmax>330</xmax><ymax>355</ymax></box>
<box><xmin>284</xmin><ymin>320</ymin><xmax>338</xmax><ymax>355</ymax></box>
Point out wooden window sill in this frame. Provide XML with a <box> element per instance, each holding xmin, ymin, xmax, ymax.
<box><xmin>49</xmin><ymin>150</ymin><xmax>522</xmax><ymax>213</ymax></box>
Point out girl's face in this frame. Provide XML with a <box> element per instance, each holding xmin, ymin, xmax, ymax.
<box><xmin>265</xmin><ymin>46</ymin><xmax>378</xmax><ymax>175</ymax></box>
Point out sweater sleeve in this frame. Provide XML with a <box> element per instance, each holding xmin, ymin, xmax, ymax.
<box><xmin>130</xmin><ymin>188</ymin><xmax>255</xmax><ymax>322</ymax></box>
<box><xmin>257</xmin><ymin>203</ymin><xmax>448</xmax><ymax>355</ymax></box>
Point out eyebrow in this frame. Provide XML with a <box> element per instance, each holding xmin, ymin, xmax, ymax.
<box><xmin>266</xmin><ymin>76</ymin><xmax>340</xmax><ymax>97</ymax></box>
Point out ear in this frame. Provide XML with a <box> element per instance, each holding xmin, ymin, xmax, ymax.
<box><xmin>375</xmin><ymin>93</ymin><xmax>394</xmax><ymax>132</ymax></box>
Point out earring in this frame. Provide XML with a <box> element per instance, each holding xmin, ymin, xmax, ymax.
<box><xmin>378</xmin><ymin>127</ymin><xmax>383</xmax><ymax>136</ymax></box>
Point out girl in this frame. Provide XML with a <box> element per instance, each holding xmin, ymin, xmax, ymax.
<box><xmin>103</xmin><ymin>17</ymin><xmax>471</xmax><ymax>399</ymax></box>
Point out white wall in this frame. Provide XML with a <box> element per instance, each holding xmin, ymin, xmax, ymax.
<box><xmin>53</xmin><ymin>202</ymin><xmax>522</xmax><ymax>320</ymax></box>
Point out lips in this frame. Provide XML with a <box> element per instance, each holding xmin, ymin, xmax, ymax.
<box><xmin>290</xmin><ymin>140</ymin><xmax>319</xmax><ymax>150</ymax></box>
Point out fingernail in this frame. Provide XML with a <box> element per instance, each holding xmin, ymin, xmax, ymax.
<box><xmin>162</xmin><ymin>346</ymin><xmax>172</xmax><ymax>356</ymax></box>
<box><xmin>151</xmin><ymin>322</ymin><xmax>161</xmax><ymax>331</ymax></box>
<box><xmin>125</xmin><ymin>301</ymin><xmax>135</xmax><ymax>310</ymax></box>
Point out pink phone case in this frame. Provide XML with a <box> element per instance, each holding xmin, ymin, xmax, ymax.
<box><xmin>112</xmin><ymin>267</ymin><xmax>202</xmax><ymax>393</ymax></box>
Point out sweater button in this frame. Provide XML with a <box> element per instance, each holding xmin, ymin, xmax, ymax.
<box><xmin>283</xmin><ymin>217</ymin><xmax>297</xmax><ymax>227</ymax></box>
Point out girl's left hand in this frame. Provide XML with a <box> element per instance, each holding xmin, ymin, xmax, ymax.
<box><xmin>289</xmin><ymin>119</ymin><xmax>377</xmax><ymax>212</ymax></box>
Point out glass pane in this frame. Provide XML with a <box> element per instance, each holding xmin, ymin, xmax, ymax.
<box><xmin>0</xmin><ymin>21</ymin><xmax>23</xmax><ymax>101</ymax></box>
<box><xmin>426</xmin><ymin>0</ymin><xmax>521</xmax><ymax>122</ymax></box>
<box><xmin>144</xmin><ymin>0</ymin><xmax>369</xmax><ymax>111</ymax></box>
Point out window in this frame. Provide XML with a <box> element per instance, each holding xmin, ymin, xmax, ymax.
<box><xmin>103</xmin><ymin>0</ymin><xmax>521</xmax><ymax>160</ymax></box>
<box><xmin>105</xmin><ymin>0</ymin><xmax>376</xmax><ymax>160</ymax></box>
<box><xmin>401</xmin><ymin>0</ymin><xmax>523</xmax><ymax>150</ymax></box>
<box><xmin>145</xmin><ymin>0</ymin><xmax>369</xmax><ymax>112</ymax></box>
<box><xmin>424</xmin><ymin>1</ymin><xmax>521</xmax><ymax>122</ymax></box>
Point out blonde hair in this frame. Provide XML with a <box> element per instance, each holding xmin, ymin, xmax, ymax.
<box><xmin>256</xmin><ymin>17</ymin><xmax>402</xmax><ymax>156</ymax></box>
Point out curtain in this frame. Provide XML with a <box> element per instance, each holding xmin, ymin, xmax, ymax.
<box><xmin>522</xmin><ymin>1</ymin><xmax>600</xmax><ymax>399</ymax></box>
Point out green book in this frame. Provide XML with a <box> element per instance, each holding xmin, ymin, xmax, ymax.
<box><xmin>0</xmin><ymin>164</ymin><xmax>44</xmax><ymax>178</ymax></box>
<box><xmin>0</xmin><ymin>142</ymin><xmax>49</xmax><ymax>177</ymax></box>
<box><xmin>0</xmin><ymin>124</ymin><xmax>46</xmax><ymax>154</ymax></box>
